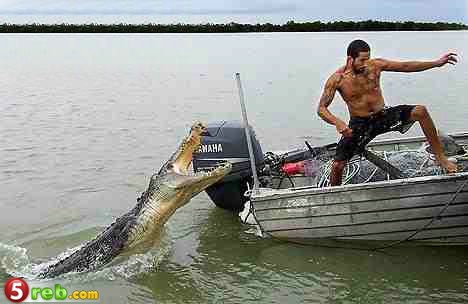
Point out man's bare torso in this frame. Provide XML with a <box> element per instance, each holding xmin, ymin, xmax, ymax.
<box><xmin>336</xmin><ymin>59</ymin><xmax>385</xmax><ymax>118</ymax></box>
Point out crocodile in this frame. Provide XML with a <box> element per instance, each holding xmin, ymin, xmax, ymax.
<box><xmin>37</xmin><ymin>122</ymin><xmax>231</xmax><ymax>278</ymax></box>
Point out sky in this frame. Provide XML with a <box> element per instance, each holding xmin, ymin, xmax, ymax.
<box><xmin>0</xmin><ymin>0</ymin><xmax>466</xmax><ymax>24</ymax></box>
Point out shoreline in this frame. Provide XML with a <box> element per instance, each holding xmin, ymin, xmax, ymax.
<box><xmin>0</xmin><ymin>20</ymin><xmax>466</xmax><ymax>33</ymax></box>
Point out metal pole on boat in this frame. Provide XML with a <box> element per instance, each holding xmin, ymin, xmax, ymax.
<box><xmin>235</xmin><ymin>73</ymin><xmax>260</xmax><ymax>193</ymax></box>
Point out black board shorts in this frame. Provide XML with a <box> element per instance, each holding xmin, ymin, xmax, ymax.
<box><xmin>334</xmin><ymin>105</ymin><xmax>416</xmax><ymax>161</ymax></box>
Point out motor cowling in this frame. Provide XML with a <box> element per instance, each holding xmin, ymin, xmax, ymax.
<box><xmin>193</xmin><ymin>121</ymin><xmax>264</xmax><ymax>211</ymax></box>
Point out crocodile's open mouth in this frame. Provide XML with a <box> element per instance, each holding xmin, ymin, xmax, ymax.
<box><xmin>168</xmin><ymin>121</ymin><xmax>231</xmax><ymax>189</ymax></box>
<box><xmin>170</xmin><ymin>122</ymin><xmax>204</xmax><ymax>175</ymax></box>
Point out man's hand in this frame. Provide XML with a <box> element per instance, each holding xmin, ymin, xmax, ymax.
<box><xmin>436</xmin><ymin>52</ymin><xmax>458</xmax><ymax>67</ymax></box>
<box><xmin>336</xmin><ymin>120</ymin><xmax>353</xmax><ymax>138</ymax></box>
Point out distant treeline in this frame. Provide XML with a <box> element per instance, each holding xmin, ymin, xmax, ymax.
<box><xmin>0</xmin><ymin>20</ymin><xmax>467</xmax><ymax>33</ymax></box>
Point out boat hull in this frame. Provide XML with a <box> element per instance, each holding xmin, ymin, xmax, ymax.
<box><xmin>251</xmin><ymin>173</ymin><xmax>468</xmax><ymax>246</ymax></box>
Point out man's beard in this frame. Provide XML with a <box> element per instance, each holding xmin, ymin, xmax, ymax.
<box><xmin>352</xmin><ymin>65</ymin><xmax>366</xmax><ymax>74</ymax></box>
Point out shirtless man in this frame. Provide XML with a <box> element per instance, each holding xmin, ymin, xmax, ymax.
<box><xmin>317</xmin><ymin>39</ymin><xmax>458</xmax><ymax>186</ymax></box>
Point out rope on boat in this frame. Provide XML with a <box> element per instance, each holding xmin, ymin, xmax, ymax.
<box><xmin>363</xmin><ymin>164</ymin><xmax>379</xmax><ymax>184</ymax></box>
<box><xmin>318</xmin><ymin>158</ymin><xmax>362</xmax><ymax>187</ymax></box>
<box><xmin>371</xmin><ymin>177</ymin><xmax>468</xmax><ymax>251</ymax></box>
<box><xmin>384</xmin><ymin>151</ymin><xmax>390</xmax><ymax>181</ymax></box>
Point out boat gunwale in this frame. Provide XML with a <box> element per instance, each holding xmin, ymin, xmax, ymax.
<box><xmin>366</xmin><ymin>131</ymin><xmax>468</xmax><ymax>147</ymax></box>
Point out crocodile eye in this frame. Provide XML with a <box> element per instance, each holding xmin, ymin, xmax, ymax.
<box><xmin>192</xmin><ymin>121</ymin><xmax>205</xmax><ymax>131</ymax></box>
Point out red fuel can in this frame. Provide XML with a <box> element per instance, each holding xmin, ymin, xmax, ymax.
<box><xmin>281</xmin><ymin>161</ymin><xmax>305</xmax><ymax>175</ymax></box>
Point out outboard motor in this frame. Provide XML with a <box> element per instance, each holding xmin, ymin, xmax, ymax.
<box><xmin>193</xmin><ymin>121</ymin><xmax>264</xmax><ymax>211</ymax></box>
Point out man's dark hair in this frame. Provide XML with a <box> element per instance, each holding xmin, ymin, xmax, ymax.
<box><xmin>347</xmin><ymin>39</ymin><xmax>370</xmax><ymax>59</ymax></box>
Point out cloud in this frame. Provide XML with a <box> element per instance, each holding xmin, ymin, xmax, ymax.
<box><xmin>0</xmin><ymin>0</ymin><xmax>465</xmax><ymax>23</ymax></box>
<box><xmin>0</xmin><ymin>0</ymin><xmax>298</xmax><ymax>15</ymax></box>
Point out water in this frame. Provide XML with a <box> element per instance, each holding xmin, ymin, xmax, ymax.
<box><xmin>1</xmin><ymin>32</ymin><xmax>467</xmax><ymax>303</ymax></box>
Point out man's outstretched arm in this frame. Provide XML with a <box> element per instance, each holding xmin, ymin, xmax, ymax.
<box><xmin>375</xmin><ymin>52</ymin><xmax>458</xmax><ymax>72</ymax></box>
<box><xmin>317</xmin><ymin>73</ymin><xmax>352</xmax><ymax>137</ymax></box>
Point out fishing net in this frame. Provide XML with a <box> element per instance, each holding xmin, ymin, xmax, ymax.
<box><xmin>317</xmin><ymin>150</ymin><xmax>446</xmax><ymax>187</ymax></box>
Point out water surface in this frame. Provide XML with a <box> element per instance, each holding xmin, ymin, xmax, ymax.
<box><xmin>0</xmin><ymin>32</ymin><xmax>467</xmax><ymax>303</ymax></box>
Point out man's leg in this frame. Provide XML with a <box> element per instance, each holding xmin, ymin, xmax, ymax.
<box><xmin>330</xmin><ymin>160</ymin><xmax>347</xmax><ymax>186</ymax></box>
<box><xmin>410</xmin><ymin>105</ymin><xmax>457</xmax><ymax>173</ymax></box>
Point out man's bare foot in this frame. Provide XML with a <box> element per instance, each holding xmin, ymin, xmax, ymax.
<box><xmin>437</xmin><ymin>157</ymin><xmax>458</xmax><ymax>173</ymax></box>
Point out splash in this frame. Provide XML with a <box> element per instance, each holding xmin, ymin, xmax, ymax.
<box><xmin>0</xmin><ymin>241</ymin><xmax>170</xmax><ymax>282</ymax></box>
<box><xmin>0</xmin><ymin>242</ymin><xmax>33</xmax><ymax>279</ymax></box>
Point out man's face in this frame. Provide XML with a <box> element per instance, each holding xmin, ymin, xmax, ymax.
<box><xmin>351</xmin><ymin>51</ymin><xmax>370</xmax><ymax>74</ymax></box>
